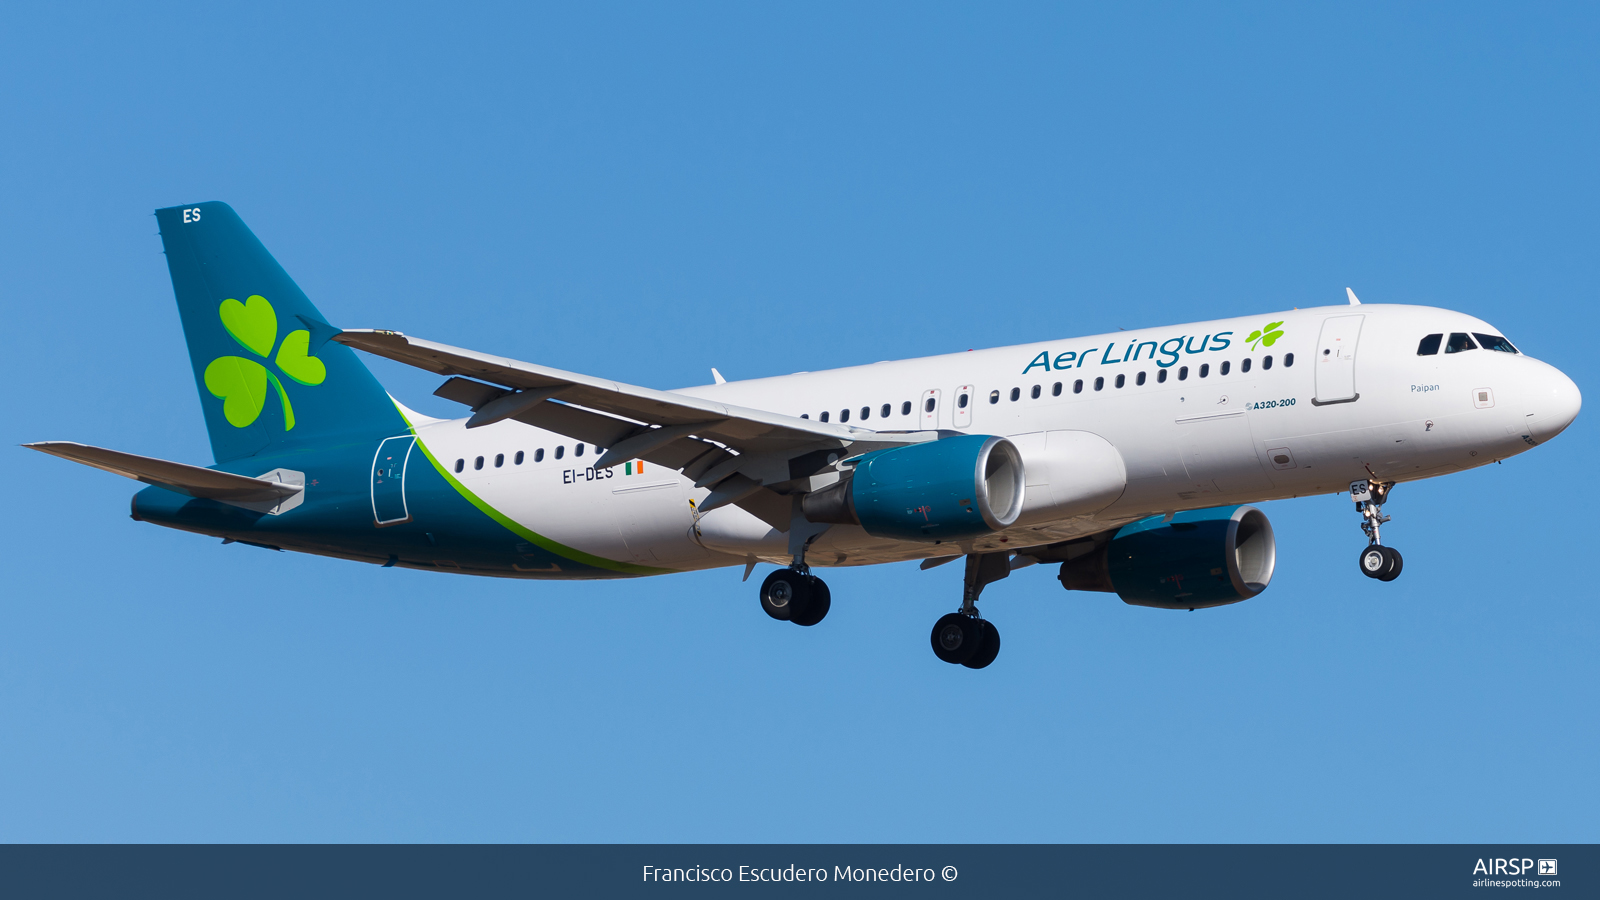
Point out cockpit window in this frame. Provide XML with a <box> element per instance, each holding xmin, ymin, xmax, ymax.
<box><xmin>1445</xmin><ymin>333</ymin><xmax>1477</xmax><ymax>353</ymax></box>
<box><xmin>1473</xmin><ymin>333</ymin><xmax>1518</xmax><ymax>354</ymax></box>
<box><xmin>1417</xmin><ymin>333</ymin><xmax>1443</xmax><ymax>356</ymax></box>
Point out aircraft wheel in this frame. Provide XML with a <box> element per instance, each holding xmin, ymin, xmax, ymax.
<box><xmin>931</xmin><ymin>613</ymin><xmax>982</xmax><ymax>665</ymax></box>
<box><xmin>791</xmin><ymin>576</ymin><xmax>831</xmax><ymax>626</ymax></box>
<box><xmin>962</xmin><ymin>620</ymin><xmax>1001</xmax><ymax>669</ymax></box>
<box><xmin>760</xmin><ymin>569</ymin><xmax>812</xmax><ymax>621</ymax></box>
<box><xmin>1377</xmin><ymin>546</ymin><xmax>1404</xmax><ymax>582</ymax></box>
<box><xmin>1358</xmin><ymin>546</ymin><xmax>1388</xmax><ymax>579</ymax></box>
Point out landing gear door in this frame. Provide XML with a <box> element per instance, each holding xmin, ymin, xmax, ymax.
<box><xmin>371</xmin><ymin>435</ymin><xmax>416</xmax><ymax>526</ymax></box>
<box><xmin>920</xmin><ymin>389</ymin><xmax>942</xmax><ymax>429</ymax></box>
<box><xmin>1314</xmin><ymin>315</ymin><xmax>1364</xmax><ymax>404</ymax></box>
<box><xmin>952</xmin><ymin>384</ymin><xmax>974</xmax><ymax>428</ymax></box>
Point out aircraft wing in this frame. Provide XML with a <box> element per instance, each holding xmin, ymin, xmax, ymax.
<box><xmin>24</xmin><ymin>441</ymin><xmax>303</xmax><ymax>503</ymax></box>
<box><xmin>334</xmin><ymin>330</ymin><xmax>934</xmax><ymax>526</ymax></box>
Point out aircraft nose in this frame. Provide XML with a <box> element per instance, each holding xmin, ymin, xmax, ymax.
<box><xmin>1529</xmin><ymin>365</ymin><xmax>1581</xmax><ymax>444</ymax></box>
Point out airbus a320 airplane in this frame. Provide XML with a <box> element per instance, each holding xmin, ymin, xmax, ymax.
<box><xmin>30</xmin><ymin>203</ymin><xmax>1582</xmax><ymax>669</ymax></box>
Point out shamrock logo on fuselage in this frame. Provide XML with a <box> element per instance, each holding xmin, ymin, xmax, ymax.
<box><xmin>1246</xmin><ymin>320</ymin><xmax>1285</xmax><ymax>351</ymax></box>
<box><xmin>203</xmin><ymin>295</ymin><xmax>326</xmax><ymax>430</ymax></box>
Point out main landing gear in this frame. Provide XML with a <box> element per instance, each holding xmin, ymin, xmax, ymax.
<box><xmin>930</xmin><ymin>552</ymin><xmax>1008</xmax><ymax>670</ymax></box>
<box><xmin>1351</xmin><ymin>478</ymin><xmax>1403</xmax><ymax>582</ymax></box>
<box><xmin>758</xmin><ymin>517</ymin><xmax>831</xmax><ymax>627</ymax></box>
<box><xmin>759</xmin><ymin>567</ymin><xmax>831</xmax><ymax>627</ymax></box>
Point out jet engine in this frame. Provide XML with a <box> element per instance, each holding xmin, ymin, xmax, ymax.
<box><xmin>802</xmin><ymin>434</ymin><xmax>1025</xmax><ymax>541</ymax></box>
<box><xmin>1058</xmin><ymin>505</ymin><xmax>1276</xmax><ymax>609</ymax></box>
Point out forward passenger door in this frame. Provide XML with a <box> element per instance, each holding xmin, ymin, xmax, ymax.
<box><xmin>1314</xmin><ymin>315</ymin><xmax>1364</xmax><ymax>404</ymax></box>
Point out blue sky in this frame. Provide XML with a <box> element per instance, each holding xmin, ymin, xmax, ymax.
<box><xmin>2</xmin><ymin>3</ymin><xmax>1596</xmax><ymax>841</ymax></box>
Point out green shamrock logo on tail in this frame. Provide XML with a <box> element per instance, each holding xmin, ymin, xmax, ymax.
<box><xmin>204</xmin><ymin>295</ymin><xmax>326</xmax><ymax>429</ymax></box>
<box><xmin>1246</xmin><ymin>320</ymin><xmax>1285</xmax><ymax>351</ymax></box>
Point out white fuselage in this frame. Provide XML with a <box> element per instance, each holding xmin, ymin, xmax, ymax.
<box><xmin>406</xmin><ymin>304</ymin><xmax>1580</xmax><ymax>573</ymax></box>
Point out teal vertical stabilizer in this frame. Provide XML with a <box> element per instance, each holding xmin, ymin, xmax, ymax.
<box><xmin>155</xmin><ymin>202</ymin><xmax>407</xmax><ymax>463</ymax></box>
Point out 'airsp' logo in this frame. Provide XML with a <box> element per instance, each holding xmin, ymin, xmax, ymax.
<box><xmin>203</xmin><ymin>295</ymin><xmax>327</xmax><ymax>430</ymax></box>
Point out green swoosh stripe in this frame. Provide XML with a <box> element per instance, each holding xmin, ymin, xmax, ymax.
<box><xmin>397</xmin><ymin>405</ymin><xmax>672</xmax><ymax>576</ymax></box>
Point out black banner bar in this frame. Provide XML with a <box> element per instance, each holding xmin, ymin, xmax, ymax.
<box><xmin>0</xmin><ymin>844</ymin><xmax>1590</xmax><ymax>899</ymax></box>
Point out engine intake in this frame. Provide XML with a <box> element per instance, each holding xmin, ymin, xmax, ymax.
<box><xmin>802</xmin><ymin>434</ymin><xmax>1025</xmax><ymax>541</ymax></box>
<box><xmin>1058</xmin><ymin>505</ymin><xmax>1276</xmax><ymax>609</ymax></box>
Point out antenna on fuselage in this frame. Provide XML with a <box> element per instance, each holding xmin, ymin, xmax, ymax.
<box><xmin>1346</xmin><ymin>287</ymin><xmax>1362</xmax><ymax>305</ymax></box>
<box><xmin>711</xmin><ymin>368</ymin><xmax>727</xmax><ymax>384</ymax></box>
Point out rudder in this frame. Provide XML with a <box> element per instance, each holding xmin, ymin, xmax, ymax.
<box><xmin>156</xmin><ymin>202</ymin><xmax>406</xmax><ymax>463</ymax></box>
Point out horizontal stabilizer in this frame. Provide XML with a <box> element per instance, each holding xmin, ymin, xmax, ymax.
<box><xmin>24</xmin><ymin>441</ymin><xmax>303</xmax><ymax>503</ymax></box>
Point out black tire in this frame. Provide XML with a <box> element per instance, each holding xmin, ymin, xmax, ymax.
<box><xmin>760</xmin><ymin>569</ymin><xmax>812</xmax><ymax>621</ymax></box>
<box><xmin>962</xmin><ymin>620</ymin><xmax>1001</xmax><ymax>669</ymax></box>
<box><xmin>1378</xmin><ymin>546</ymin><xmax>1404</xmax><ymax>582</ymax></box>
<box><xmin>1358</xmin><ymin>545</ymin><xmax>1388</xmax><ymax>579</ymax></box>
<box><xmin>792</xmin><ymin>576</ymin><xmax>831</xmax><ymax>626</ymax></box>
<box><xmin>931</xmin><ymin>613</ymin><xmax>982</xmax><ymax>665</ymax></box>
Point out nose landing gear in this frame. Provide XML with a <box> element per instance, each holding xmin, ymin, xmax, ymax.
<box><xmin>929</xmin><ymin>552</ymin><xmax>1008</xmax><ymax>669</ymax></box>
<box><xmin>1351</xmin><ymin>478</ymin><xmax>1403</xmax><ymax>581</ymax></box>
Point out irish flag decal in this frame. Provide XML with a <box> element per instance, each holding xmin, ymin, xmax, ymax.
<box><xmin>624</xmin><ymin>461</ymin><xmax>645</xmax><ymax>475</ymax></box>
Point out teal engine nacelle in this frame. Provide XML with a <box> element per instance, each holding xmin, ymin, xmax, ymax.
<box><xmin>1058</xmin><ymin>505</ymin><xmax>1276</xmax><ymax>609</ymax></box>
<box><xmin>801</xmin><ymin>434</ymin><xmax>1026</xmax><ymax>541</ymax></box>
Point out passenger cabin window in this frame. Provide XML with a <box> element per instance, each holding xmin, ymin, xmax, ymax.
<box><xmin>881</xmin><ymin>404</ymin><xmax>891</xmax><ymax>417</ymax></box>
<box><xmin>1417</xmin><ymin>333</ymin><xmax>1443</xmax><ymax>355</ymax></box>
<box><xmin>514</xmin><ymin>451</ymin><xmax>524</xmax><ymax>465</ymax></box>
<box><xmin>1009</xmin><ymin>387</ymin><xmax>1020</xmax><ymax>401</ymax></box>
<box><xmin>1030</xmin><ymin>385</ymin><xmax>1041</xmax><ymax>399</ymax></box>
<box><xmin>859</xmin><ymin>406</ymin><xmax>869</xmax><ymax>420</ymax></box>
<box><xmin>1114</xmin><ymin>374</ymin><xmax>1125</xmax><ymax>388</ymax></box>
<box><xmin>820</xmin><ymin>411</ymin><xmax>829</xmax><ymax>423</ymax></box>
<box><xmin>1199</xmin><ymin>363</ymin><xmax>1210</xmax><ymax>378</ymax></box>
<box><xmin>800</xmin><ymin>413</ymin><xmax>808</xmax><ymax>419</ymax></box>
<box><xmin>1052</xmin><ymin>382</ymin><xmax>1062</xmax><ymax>396</ymax></box>
<box><xmin>924</xmin><ymin>398</ymin><xmax>936</xmax><ymax>413</ymax></box>
<box><xmin>1446</xmin><ymin>333</ymin><xmax>1477</xmax><ymax>353</ymax></box>
<box><xmin>1136</xmin><ymin>371</ymin><xmax>1146</xmax><ymax>385</ymax></box>
<box><xmin>575</xmin><ymin>444</ymin><xmax>584</xmax><ymax>457</ymax></box>
<box><xmin>534</xmin><ymin>448</ymin><xmax>545</xmax><ymax>462</ymax></box>
<box><xmin>454</xmin><ymin>458</ymin><xmax>464</xmax><ymax>473</ymax></box>
<box><xmin>957</xmin><ymin>393</ymin><xmax>969</xmax><ymax>409</ymax></box>
<box><xmin>1220</xmin><ymin>361</ymin><xmax>1230</xmax><ymax>376</ymax></box>
<box><xmin>901</xmin><ymin>401</ymin><xmax>912</xmax><ymax>415</ymax></box>
<box><xmin>1074</xmin><ymin>379</ymin><xmax>1084</xmax><ymax>393</ymax></box>
<box><xmin>1157</xmin><ymin>369</ymin><xmax>1168</xmax><ymax>383</ymax></box>
<box><xmin>989</xmin><ymin>390</ymin><xmax>1000</xmax><ymax>404</ymax></box>
<box><xmin>474</xmin><ymin>456</ymin><xmax>484</xmax><ymax>470</ymax></box>
<box><xmin>1093</xmin><ymin>376</ymin><xmax>1104</xmax><ymax>391</ymax></box>
<box><xmin>1263</xmin><ymin>356</ymin><xmax>1273</xmax><ymax>370</ymax></box>
<box><xmin>1284</xmin><ymin>353</ymin><xmax>1294</xmax><ymax>367</ymax></box>
<box><xmin>1178</xmin><ymin>366</ymin><xmax>1189</xmax><ymax>380</ymax></box>
<box><xmin>1474</xmin><ymin>333</ymin><xmax>1518</xmax><ymax>353</ymax></box>
<box><xmin>840</xmin><ymin>408</ymin><xmax>850</xmax><ymax>422</ymax></box>
<box><xmin>555</xmin><ymin>446</ymin><xmax>564</xmax><ymax>460</ymax></box>
<box><xmin>495</xmin><ymin>453</ymin><xmax>504</xmax><ymax>467</ymax></box>
<box><xmin>1241</xmin><ymin>357</ymin><xmax>1252</xmax><ymax>373</ymax></box>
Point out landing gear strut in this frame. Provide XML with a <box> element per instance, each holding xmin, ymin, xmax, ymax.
<box><xmin>1351</xmin><ymin>478</ymin><xmax>1403</xmax><ymax>582</ymax></box>
<box><xmin>930</xmin><ymin>552</ymin><xmax>1007</xmax><ymax>669</ymax></box>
